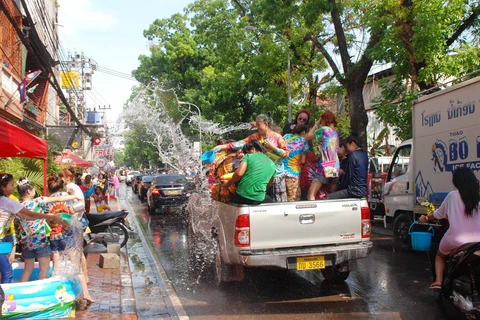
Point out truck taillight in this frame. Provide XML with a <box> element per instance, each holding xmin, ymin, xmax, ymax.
<box><xmin>361</xmin><ymin>207</ymin><xmax>371</xmax><ymax>239</ymax></box>
<box><xmin>152</xmin><ymin>187</ymin><xmax>160</xmax><ymax>195</ymax></box>
<box><xmin>234</xmin><ymin>214</ymin><xmax>250</xmax><ymax>247</ymax></box>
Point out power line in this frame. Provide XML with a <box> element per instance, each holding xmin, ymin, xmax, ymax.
<box><xmin>96</xmin><ymin>66</ymin><xmax>138</xmax><ymax>81</ymax></box>
<box><xmin>92</xmin><ymin>87</ymin><xmax>111</xmax><ymax>105</ymax></box>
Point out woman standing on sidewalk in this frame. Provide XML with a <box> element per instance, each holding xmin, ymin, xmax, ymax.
<box><xmin>0</xmin><ymin>173</ymin><xmax>65</xmax><ymax>316</ymax></box>
<box><xmin>110</xmin><ymin>172</ymin><xmax>120</xmax><ymax>203</ymax></box>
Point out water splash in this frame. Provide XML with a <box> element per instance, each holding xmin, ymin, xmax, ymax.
<box><xmin>118</xmin><ymin>83</ymin><xmax>254</xmax><ymax>287</ymax></box>
<box><xmin>118</xmin><ymin>82</ymin><xmax>251</xmax><ymax>173</ymax></box>
<box><xmin>52</xmin><ymin>213</ymin><xmax>84</xmax><ymax>278</ymax></box>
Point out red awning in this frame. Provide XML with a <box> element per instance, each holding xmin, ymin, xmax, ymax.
<box><xmin>55</xmin><ymin>149</ymin><xmax>93</xmax><ymax>168</ymax></box>
<box><xmin>0</xmin><ymin>117</ymin><xmax>47</xmax><ymax>159</ymax></box>
<box><xmin>0</xmin><ymin>117</ymin><xmax>48</xmax><ymax>195</ymax></box>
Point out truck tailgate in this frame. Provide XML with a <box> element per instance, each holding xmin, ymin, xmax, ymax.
<box><xmin>248</xmin><ymin>199</ymin><xmax>366</xmax><ymax>250</ymax></box>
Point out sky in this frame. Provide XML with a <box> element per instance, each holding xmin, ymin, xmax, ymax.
<box><xmin>57</xmin><ymin>0</ymin><xmax>193</xmax><ymax>126</ymax></box>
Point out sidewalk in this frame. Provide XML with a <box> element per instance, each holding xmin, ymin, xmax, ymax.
<box><xmin>74</xmin><ymin>199</ymin><xmax>137</xmax><ymax>320</ymax></box>
<box><xmin>74</xmin><ymin>195</ymin><xmax>180</xmax><ymax>319</ymax></box>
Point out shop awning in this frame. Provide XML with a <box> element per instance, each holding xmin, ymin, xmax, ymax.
<box><xmin>0</xmin><ymin>117</ymin><xmax>47</xmax><ymax>159</ymax></box>
<box><xmin>0</xmin><ymin>117</ymin><xmax>48</xmax><ymax>194</ymax></box>
<box><xmin>55</xmin><ymin>149</ymin><xmax>93</xmax><ymax>168</ymax></box>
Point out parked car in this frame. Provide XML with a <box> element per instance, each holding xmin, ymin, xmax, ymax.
<box><xmin>137</xmin><ymin>175</ymin><xmax>154</xmax><ymax>201</ymax></box>
<box><xmin>126</xmin><ymin>170</ymin><xmax>140</xmax><ymax>186</ymax></box>
<box><xmin>115</xmin><ymin>169</ymin><xmax>127</xmax><ymax>182</ymax></box>
<box><xmin>131</xmin><ymin>174</ymin><xmax>144</xmax><ymax>193</ymax></box>
<box><xmin>146</xmin><ymin>174</ymin><xmax>191</xmax><ymax>214</ymax></box>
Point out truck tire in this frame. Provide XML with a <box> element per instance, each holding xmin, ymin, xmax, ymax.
<box><xmin>214</xmin><ymin>240</ymin><xmax>244</xmax><ymax>286</ymax></box>
<box><xmin>393</xmin><ymin>214</ymin><xmax>412</xmax><ymax>250</ymax></box>
<box><xmin>321</xmin><ymin>265</ymin><xmax>350</xmax><ymax>283</ymax></box>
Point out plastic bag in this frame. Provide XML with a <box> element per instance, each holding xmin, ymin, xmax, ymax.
<box><xmin>321</xmin><ymin>160</ymin><xmax>338</xmax><ymax>178</ymax></box>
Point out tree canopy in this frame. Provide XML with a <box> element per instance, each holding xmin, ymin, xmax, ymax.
<box><xmin>129</xmin><ymin>0</ymin><xmax>479</xmax><ymax>152</ymax></box>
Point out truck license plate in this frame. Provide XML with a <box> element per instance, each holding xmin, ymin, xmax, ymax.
<box><xmin>168</xmin><ymin>190</ymin><xmax>178</xmax><ymax>195</ymax></box>
<box><xmin>296</xmin><ymin>256</ymin><xmax>325</xmax><ymax>270</ymax></box>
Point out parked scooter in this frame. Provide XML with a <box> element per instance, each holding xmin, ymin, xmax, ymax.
<box><xmin>86</xmin><ymin>209</ymin><xmax>130</xmax><ymax>248</ymax></box>
<box><xmin>417</xmin><ymin>197</ymin><xmax>480</xmax><ymax>318</ymax></box>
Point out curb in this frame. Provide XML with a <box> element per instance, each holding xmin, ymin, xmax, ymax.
<box><xmin>122</xmin><ymin>196</ymin><xmax>189</xmax><ymax>320</ymax></box>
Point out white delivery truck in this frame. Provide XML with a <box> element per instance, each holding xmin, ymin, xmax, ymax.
<box><xmin>383</xmin><ymin>76</ymin><xmax>480</xmax><ymax>248</ymax></box>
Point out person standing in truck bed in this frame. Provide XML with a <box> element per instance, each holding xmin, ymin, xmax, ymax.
<box><xmin>222</xmin><ymin>140</ymin><xmax>276</xmax><ymax>205</ymax></box>
<box><xmin>215</xmin><ymin>114</ymin><xmax>288</xmax><ymax>202</ymax></box>
<box><xmin>283</xmin><ymin>124</ymin><xmax>309</xmax><ymax>201</ymax></box>
<box><xmin>305</xmin><ymin>110</ymin><xmax>340</xmax><ymax>200</ymax></box>
<box><xmin>324</xmin><ymin>133</ymin><xmax>368</xmax><ymax>200</ymax></box>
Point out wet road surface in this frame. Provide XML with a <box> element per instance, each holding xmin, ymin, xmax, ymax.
<box><xmin>125</xmin><ymin>187</ymin><xmax>458</xmax><ymax>320</ymax></box>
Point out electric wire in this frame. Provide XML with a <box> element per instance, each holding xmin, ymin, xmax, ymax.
<box><xmin>92</xmin><ymin>87</ymin><xmax>111</xmax><ymax>106</ymax></box>
<box><xmin>96</xmin><ymin>67</ymin><xmax>138</xmax><ymax>81</ymax></box>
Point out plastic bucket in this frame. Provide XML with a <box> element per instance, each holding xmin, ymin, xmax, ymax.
<box><xmin>408</xmin><ymin>221</ymin><xmax>434</xmax><ymax>251</ymax></box>
<box><xmin>61</xmin><ymin>213</ymin><xmax>72</xmax><ymax>223</ymax></box>
<box><xmin>0</xmin><ymin>242</ymin><xmax>13</xmax><ymax>255</ymax></box>
<box><xmin>201</xmin><ymin>150</ymin><xmax>216</xmax><ymax>164</ymax></box>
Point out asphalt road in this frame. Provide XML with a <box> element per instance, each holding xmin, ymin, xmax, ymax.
<box><xmin>124</xmin><ymin>186</ymin><xmax>459</xmax><ymax>320</ymax></box>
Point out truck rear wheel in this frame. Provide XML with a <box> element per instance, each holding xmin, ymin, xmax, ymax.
<box><xmin>214</xmin><ymin>240</ymin><xmax>244</xmax><ymax>286</ymax></box>
<box><xmin>393</xmin><ymin>214</ymin><xmax>412</xmax><ymax>250</ymax></box>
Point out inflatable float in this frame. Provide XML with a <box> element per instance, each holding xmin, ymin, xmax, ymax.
<box><xmin>1</xmin><ymin>262</ymin><xmax>82</xmax><ymax>319</ymax></box>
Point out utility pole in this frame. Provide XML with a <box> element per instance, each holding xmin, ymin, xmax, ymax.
<box><xmin>64</xmin><ymin>52</ymin><xmax>98</xmax><ymax>156</ymax></box>
<box><xmin>65</xmin><ymin>52</ymin><xmax>97</xmax><ymax>121</ymax></box>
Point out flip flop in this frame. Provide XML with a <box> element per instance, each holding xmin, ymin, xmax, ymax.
<box><xmin>429</xmin><ymin>284</ymin><xmax>441</xmax><ymax>290</ymax></box>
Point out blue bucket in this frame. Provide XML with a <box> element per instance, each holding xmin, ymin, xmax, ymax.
<box><xmin>408</xmin><ymin>221</ymin><xmax>434</xmax><ymax>251</ymax></box>
<box><xmin>0</xmin><ymin>242</ymin><xmax>13</xmax><ymax>255</ymax></box>
<box><xmin>200</xmin><ymin>150</ymin><xmax>216</xmax><ymax>164</ymax></box>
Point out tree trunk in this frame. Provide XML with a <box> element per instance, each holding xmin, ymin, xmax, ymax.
<box><xmin>346</xmin><ymin>85</ymin><xmax>368</xmax><ymax>150</ymax></box>
<box><xmin>307</xmin><ymin>78</ymin><xmax>320</xmax><ymax>107</ymax></box>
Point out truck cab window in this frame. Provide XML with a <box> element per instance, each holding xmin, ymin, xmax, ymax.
<box><xmin>387</xmin><ymin>146</ymin><xmax>411</xmax><ymax>181</ymax></box>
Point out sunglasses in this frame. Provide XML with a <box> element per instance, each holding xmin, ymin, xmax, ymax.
<box><xmin>298</xmin><ymin>117</ymin><xmax>308</xmax><ymax>122</ymax></box>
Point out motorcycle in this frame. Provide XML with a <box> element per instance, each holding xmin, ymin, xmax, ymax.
<box><xmin>85</xmin><ymin>209</ymin><xmax>130</xmax><ymax>248</ymax></box>
<box><xmin>417</xmin><ymin>197</ymin><xmax>480</xmax><ymax>318</ymax></box>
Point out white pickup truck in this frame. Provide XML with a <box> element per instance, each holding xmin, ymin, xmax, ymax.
<box><xmin>188</xmin><ymin>195</ymin><xmax>373</xmax><ymax>285</ymax></box>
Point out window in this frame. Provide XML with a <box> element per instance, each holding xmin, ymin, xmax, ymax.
<box><xmin>387</xmin><ymin>146</ymin><xmax>411</xmax><ymax>181</ymax></box>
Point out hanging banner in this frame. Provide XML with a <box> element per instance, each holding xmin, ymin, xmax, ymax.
<box><xmin>61</xmin><ymin>71</ymin><xmax>80</xmax><ymax>88</ymax></box>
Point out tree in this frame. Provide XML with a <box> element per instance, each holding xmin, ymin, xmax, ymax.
<box><xmin>133</xmin><ymin>0</ymin><xmax>331</xmax><ymax>129</ymax></box>
<box><xmin>371</xmin><ymin>0</ymin><xmax>480</xmax><ymax>90</ymax></box>
<box><xmin>372</xmin><ymin>0</ymin><xmax>480</xmax><ymax>139</ymax></box>
<box><xmin>122</xmin><ymin>123</ymin><xmax>162</xmax><ymax>169</ymax></box>
<box><xmin>231</xmin><ymin>0</ymin><xmax>388</xmax><ymax>148</ymax></box>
